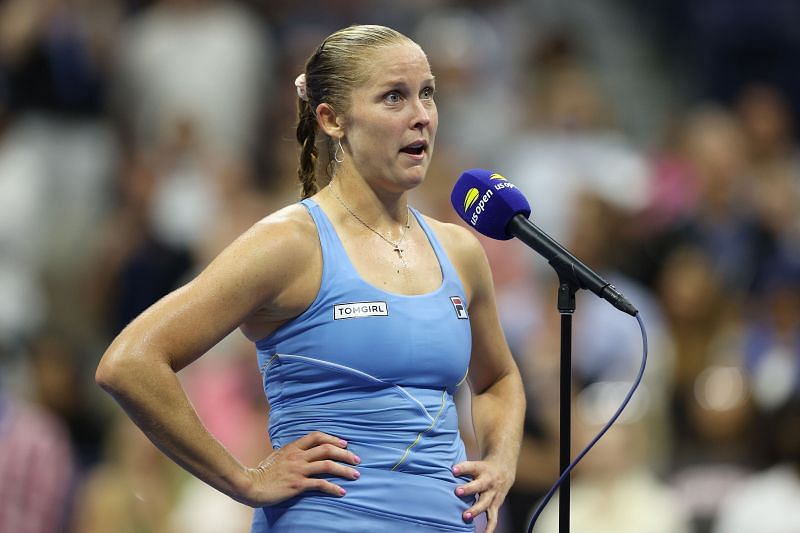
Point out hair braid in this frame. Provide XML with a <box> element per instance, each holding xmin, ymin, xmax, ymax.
<box><xmin>296</xmin><ymin>99</ymin><xmax>319</xmax><ymax>199</ymax></box>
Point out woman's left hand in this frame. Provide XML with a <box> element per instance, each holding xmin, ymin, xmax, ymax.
<box><xmin>452</xmin><ymin>458</ymin><xmax>515</xmax><ymax>532</ymax></box>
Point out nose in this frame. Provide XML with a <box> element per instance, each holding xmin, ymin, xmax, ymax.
<box><xmin>411</xmin><ymin>99</ymin><xmax>431</xmax><ymax>131</ymax></box>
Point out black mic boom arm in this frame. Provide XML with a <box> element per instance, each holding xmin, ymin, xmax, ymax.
<box><xmin>506</xmin><ymin>215</ymin><xmax>638</xmax><ymax>316</ymax></box>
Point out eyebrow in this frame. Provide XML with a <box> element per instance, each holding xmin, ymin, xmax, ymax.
<box><xmin>378</xmin><ymin>77</ymin><xmax>436</xmax><ymax>89</ymax></box>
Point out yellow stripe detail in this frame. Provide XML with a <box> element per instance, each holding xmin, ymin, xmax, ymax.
<box><xmin>391</xmin><ymin>389</ymin><xmax>448</xmax><ymax>471</ymax></box>
<box><xmin>261</xmin><ymin>353</ymin><xmax>279</xmax><ymax>375</ymax></box>
<box><xmin>456</xmin><ymin>368</ymin><xmax>469</xmax><ymax>387</ymax></box>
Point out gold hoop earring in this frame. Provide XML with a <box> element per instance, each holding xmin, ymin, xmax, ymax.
<box><xmin>334</xmin><ymin>138</ymin><xmax>344</xmax><ymax>164</ymax></box>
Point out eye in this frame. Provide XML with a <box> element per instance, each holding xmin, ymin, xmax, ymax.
<box><xmin>384</xmin><ymin>91</ymin><xmax>403</xmax><ymax>104</ymax></box>
<box><xmin>421</xmin><ymin>86</ymin><xmax>435</xmax><ymax>99</ymax></box>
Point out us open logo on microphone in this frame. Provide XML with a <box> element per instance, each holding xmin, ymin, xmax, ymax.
<box><xmin>463</xmin><ymin>177</ymin><xmax>518</xmax><ymax>226</ymax></box>
<box><xmin>450</xmin><ymin>296</ymin><xmax>469</xmax><ymax>319</ymax></box>
<box><xmin>465</xmin><ymin>187</ymin><xmax>494</xmax><ymax>225</ymax></box>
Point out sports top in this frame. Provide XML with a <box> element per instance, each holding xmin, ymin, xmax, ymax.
<box><xmin>251</xmin><ymin>198</ymin><xmax>475</xmax><ymax>532</ymax></box>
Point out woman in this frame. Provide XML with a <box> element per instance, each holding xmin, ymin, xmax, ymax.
<box><xmin>97</xmin><ymin>24</ymin><xmax>525</xmax><ymax>532</ymax></box>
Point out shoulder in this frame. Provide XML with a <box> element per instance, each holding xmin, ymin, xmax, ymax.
<box><xmin>232</xmin><ymin>203</ymin><xmax>318</xmax><ymax>264</ymax></box>
<box><xmin>251</xmin><ymin>202</ymin><xmax>316</xmax><ymax>242</ymax></box>
<box><xmin>420</xmin><ymin>215</ymin><xmax>485</xmax><ymax>263</ymax></box>
<box><xmin>419</xmin><ymin>215</ymin><xmax>490</xmax><ymax>300</ymax></box>
<box><xmin>200</xmin><ymin>202</ymin><xmax>321</xmax><ymax>303</ymax></box>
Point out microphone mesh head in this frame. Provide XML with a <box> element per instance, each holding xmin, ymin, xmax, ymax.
<box><xmin>450</xmin><ymin>169</ymin><xmax>531</xmax><ymax>240</ymax></box>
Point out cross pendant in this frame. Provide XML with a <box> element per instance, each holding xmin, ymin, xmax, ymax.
<box><xmin>393</xmin><ymin>245</ymin><xmax>406</xmax><ymax>266</ymax></box>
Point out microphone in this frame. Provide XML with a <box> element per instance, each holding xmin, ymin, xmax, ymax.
<box><xmin>450</xmin><ymin>168</ymin><xmax>638</xmax><ymax>316</ymax></box>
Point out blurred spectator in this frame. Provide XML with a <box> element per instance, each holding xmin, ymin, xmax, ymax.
<box><xmin>566</xmin><ymin>193</ymin><xmax>673</xmax><ymax>389</ymax></box>
<box><xmin>656</xmin><ymin>246</ymin><xmax>735</xmax><ymax>391</ymax></box>
<box><xmin>86</xmin><ymin>119</ymin><xmax>272</xmax><ymax>336</ymax></box>
<box><xmin>87</xmin><ymin>0</ymin><xmax>278</xmax><ymax>337</ymax></box>
<box><xmin>494</xmin><ymin>35</ymin><xmax>651</xmax><ymax>248</ymax></box>
<box><xmin>0</xmin><ymin>106</ymin><xmax>48</xmax><ymax>343</ymax></box>
<box><xmin>170</xmin><ymin>333</ymin><xmax>271</xmax><ymax>533</ymax></box>
<box><xmin>664</xmin><ymin>106</ymin><xmax>763</xmax><ymax>292</ymax></box>
<box><xmin>634</xmin><ymin>123</ymin><xmax>701</xmax><ymax>249</ymax></box>
<box><xmin>741</xmin><ymin>252</ymin><xmax>800</xmax><ymax>412</ymax></box>
<box><xmin>114</xmin><ymin>0</ymin><xmax>272</xmax><ymax>154</ymax></box>
<box><xmin>629</xmin><ymin>100</ymin><xmax>794</xmax><ymax>293</ymax></box>
<box><xmin>648</xmin><ymin>0</ymin><xmax>800</xmax><ymax>127</ymax></box>
<box><xmin>669</xmin><ymin>362</ymin><xmax>756</xmax><ymax>533</ymax></box>
<box><xmin>734</xmin><ymin>84</ymin><xmax>800</xmax><ymax>275</ymax></box>
<box><xmin>28</xmin><ymin>328</ymin><xmax>107</xmax><ymax>469</ymax></box>
<box><xmin>518</xmin><ymin>1</ymin><xmax>672</xmax><ymax>143</ymax></box>
<box><xmin>711</xmin><ymin>398</ymin><xmax>800</xmax><ymax>533</ymax></box>
<box><xmin>735</xmin><ymin>83</ymin><xmax>799</xmax><ymax>177</ymax></box>
<box><xmin>71</xmin><ymin>414</ymin><xmax>184</xmax><ymax>533</ymax></box>
<box><xmin>87</xmin><ymin>156</ymin><xmax>196</xmax><ymax>336</ymax></box>
<box><xmin>73</xmin><ymin>332</ymin><xmax>269</xmax><ymax>533</ymax></box>
<box><xmin>0</xmin><ymin>384</ymin><xmax>76</xmax><ymax>533</ymax></box>
<box><xmin>413</xmin><ymin>7</ymin><xmax>521</xmax><ymax>162</ymax></box>
<box><xmin>532</xmin><ymin>391</ymin><xmax>692</xmax><ymax>533</ymax></box>
<box><xmin>657</xmin><ymin>246</ymin><xmax>758</xmax><ymax>532</ymax></box>
<box><xmin>0</xmin><ymin>0</ymin><xmax>120</xmax><ymax>117</ymax></box>
<box><xmin>0</xmin><ymin>0</ymin><xmax>122</xmax><ymax>341</ymax></box>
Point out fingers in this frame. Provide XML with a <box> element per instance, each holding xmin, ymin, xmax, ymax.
<box><xmin>295</xmin><ymin>433</ymin><xmax>360</xmax><ymax>486</ymax></box>
<box><xmin>485</xmin><ymin>506</ymin><xmax>498</xmax><ymax>533</ymax></box>
<box><xmin>301</xmin><ymin>477</ymin><xmax>348</xmax><ymax>498</ymax></box>
<box><xmin>465</xmin><ymin>492</ymin><xmax>492</xmax><ymax>519</ymax></box>
<box><xmin>294</xmin><ymin>431</ymin><xmax>349</xmax><ymax>451</ymax></box>
<box><xmin>452</xmin><ymin>461</ymin><xmax>485</xmax><ymax>497</ymax></box>
<box><xmin>455</xmin><ymin>476</ymin><xmax>488</xmax><ymax>498</ymax></box>
<box><xmin>452</xmin><ymin>460</ymin><xmax>510</xmax><ymax>527</ymax></box>
<box><xmin>304</xmin><ymin>458</ymin><xmax>361</xmax><ymax>481</ymax></box>
<box><xmin>452</xmin><ymin>460</ymin><xmax>480</xmax><ymax>477</ymax></box>
<box><xmin>304</xmin><ymin>442</ymin><xmax>360</xmax><ymax>466</ymax></box>
<box><xmin>462</xmin><ymin>492</ymin><xmax>497</xmax><ymax>525</ymax></box>
<box><xmin>245</xmin><ymin>432</ymin><xmax>361</xmax><ymax>506</ymax></box>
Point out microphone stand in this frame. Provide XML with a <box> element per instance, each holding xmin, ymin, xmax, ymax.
<box><xmin>555</xmin><ymin>269</ymin><xmax>579</xmax><ymax>533</ymax></box>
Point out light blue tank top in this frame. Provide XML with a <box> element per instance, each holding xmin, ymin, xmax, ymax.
<box><xmin>252</xmin><ymin>198</ymin><xmax>475</xmax><ymax>532</ymax></box>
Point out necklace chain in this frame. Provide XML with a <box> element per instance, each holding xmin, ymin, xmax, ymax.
<box><xmin>329</xmin><ymin>182</ymin><xmax>411</xmax><ymax>267</ymax></box>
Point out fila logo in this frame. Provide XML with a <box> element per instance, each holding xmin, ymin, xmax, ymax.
<box><xmin>450</xmin><ymin>296</ymin><xmax>469</xmax><ymax>319</ymax></box>
<box><xmin>333</xmin><ymin>301</ymin><xmax>389</xmax><ymax>320</ymax></box>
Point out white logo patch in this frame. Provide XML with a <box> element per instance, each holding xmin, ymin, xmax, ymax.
<box><xmin>333</xmin><ymin>301</ymin><xmax>389</xmax><ymax>320</ymax></box>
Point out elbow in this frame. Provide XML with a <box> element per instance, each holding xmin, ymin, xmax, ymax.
<box><xmin>473</xmin><ymin>364</ymin><xmax>523</xmax><ymax>397</ymax></box>
<box><xmin>95</xmin><ymin>337</ymin><xmax>140</xmax><ymax>396</ymax></box>
<box><xmin>95</xmin><ymin>350</ymin><xmax>124</xmax><ymax>395</ymax></box>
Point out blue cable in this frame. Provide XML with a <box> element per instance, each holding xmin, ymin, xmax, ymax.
<box><xmin>526</xmin><ymin>313</ymin><xmax>649</xmax><ymax>532</ymax></box>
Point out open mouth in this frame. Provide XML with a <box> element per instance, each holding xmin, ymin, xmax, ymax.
<box><xmin>400</xmin><ymin>141</ymin><xmax>427</xmax><ymax>156</ymax></box>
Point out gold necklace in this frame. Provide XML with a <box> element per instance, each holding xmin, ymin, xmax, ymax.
<box><xmin>329</xmin><ymin>182</ymin><xmax>412</xmax><ymax>267</ymax></box>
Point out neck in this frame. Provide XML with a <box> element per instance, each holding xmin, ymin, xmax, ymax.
<box><xmin>329</xmin><ymin>174</ymin><xmax>409</xmax><ymax>226</ymax></box>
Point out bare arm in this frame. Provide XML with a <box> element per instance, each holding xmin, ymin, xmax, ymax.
<box><xmin>462</xmin><ymin>234</ymin><xmax>525</xmax><ymax>472</ymax></box>
<box><xmin>437</xmin><ymin>222</ymin><xmax>526</xmax><ymax>532</ymax></box>
<box><xmin>95</xmin><ymin>206</ymin><xmax>360</xmax><ymax>506</ymax></box>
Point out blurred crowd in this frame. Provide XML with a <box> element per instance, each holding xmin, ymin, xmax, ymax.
<box><xmin>1</xmin><ymin>1</ymin><xmax>799</xmax><ymax>532</ymax></box>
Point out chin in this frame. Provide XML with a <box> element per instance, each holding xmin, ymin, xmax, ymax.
<box><xmin>402</xmin><ymin>169</ymin><xmax>428</xmax><ymax>190</ymax></box>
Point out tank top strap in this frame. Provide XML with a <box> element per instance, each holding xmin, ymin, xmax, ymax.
<box><xmin>300</xmin><ymin>198</ymin><xmax>353</xmax><ymax>282</ymax></box>
<box><xmin>409</xmin><ymin>207</ymin><xmax>464</xmax><ymax>292</ymax></box>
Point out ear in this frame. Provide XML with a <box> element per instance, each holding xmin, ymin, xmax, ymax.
<box><xmin>316</xmin><ymin>103</ymin><xmax>345</xmax><ymax>140</ymax></box>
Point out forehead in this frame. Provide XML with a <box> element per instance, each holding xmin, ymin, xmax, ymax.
<box><xmin>357</xmin><ymin>42</ymin><xmax>433</xmax><ymax>87</ymax></box>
